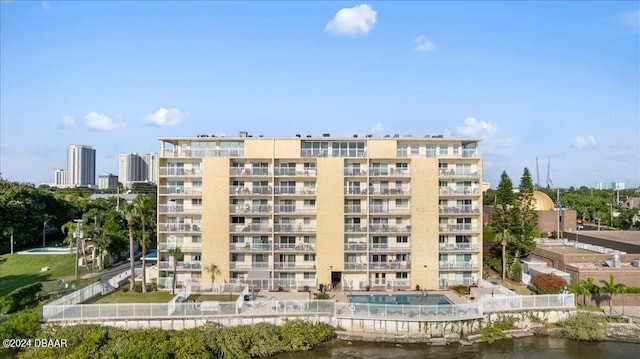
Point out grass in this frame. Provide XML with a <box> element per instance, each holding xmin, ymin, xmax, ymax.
<box><xmin>0</xmin><ymin>252</ymin><xmax>90</xmax><ymax>298</ymax></box>
<box><xmin>85</xmin><ymin>286</ymin><xmax>174</xmax><ymax>304</ymax></box>
<box><xmin>187</xmin><ymin>294</ymin><xmax>240</xmax><ymax>302</ymax></box>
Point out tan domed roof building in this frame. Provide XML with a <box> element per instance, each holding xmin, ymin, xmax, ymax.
<box><xmin>532</xmin><ymin>190</ymin><xmax>556</xmax><ymax>211</ymax></box>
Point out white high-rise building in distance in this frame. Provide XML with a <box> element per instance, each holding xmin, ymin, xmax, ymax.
<box><xmin>67</xmin><ymin>145</ymin><xmax>96</xmax><ymax>187</ymax></box>
<box><xmin>118</xmin><ymin>153</ymin><xmax>147</xmax><ymax>188</ymax></box>
<box><xmin>143</xmin><ymin>152</ymin><xmax>159</xmax><ymax>184</ymax></box>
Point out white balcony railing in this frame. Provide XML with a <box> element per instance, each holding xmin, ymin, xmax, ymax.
<box><xmin>439</xmin><ymin>205</ymin><xmax>480</xmax><ymax>214</ymax></box>
<box><xmin>438</xmin><ymin>224</ymin><xmax>478</xmax><ymax>232</ymax></box>
<box><xmin>159</xmin><ymin>205</ymin><xmax>202</xmax><ymax>214</ymax></box>
<box><xmin>438</xmin><ymin>243</ymin><xmax>480</xmax><ymax>252</ymax></box>
<box><xmin>159</xmin><ymin>167</ymin><xmax>203</xmax><ymax>176</ymax></box>
<box><xmin>439</xmin><ymin>261</ymin><xmax>479</xmax><ymax>270</ymax></box>
<box><xmin>158</xmin><ymin>223</ymin><xmax>201</xmax><ymax>232</ymax></box>
<box><xmin>158</xmin><ymin>186</ymin><xmax>203</xmax><ymax>196</ymax></box>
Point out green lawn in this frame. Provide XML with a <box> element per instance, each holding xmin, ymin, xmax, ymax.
<box><xmin>0</xmin><ymin>253</ymin><xmax>90</xmax><ymax>297</ymax></box>
<box><xmin>85</xmin><ymin>286</ymin><xmax>174</xmax><ymax>304</ymax></box>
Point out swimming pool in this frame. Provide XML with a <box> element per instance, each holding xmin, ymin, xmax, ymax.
<box><xmin>348</xmin><ymin>293</ymin><xmax>453</xmax><ymax>306</ymax></box>
<box><xmin>18</xmin><ymin>247</ymin><xmax>72</xmax><ymax>255</ymax></box>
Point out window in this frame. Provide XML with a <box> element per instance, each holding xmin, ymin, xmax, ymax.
<box><xmin>439</xmin><ymin>144</ymin><xmax>448</xmax><ymax>155</ymax></box>
<box><xmin>304</xmin><ymin>254</ymin><xmax>315</xmax><ymax>262</ymax></box>
<box><xmin>410</xmin><ymin>144</ymin><xmax>419</xmax><ymax>155</ymax></box>
<box><xmin>231</xmin><ymin>217</ymin><xmax>245</xmax><ymax>224</ymax></box>
<box><xmin>192</xmin><ymin>254</ymin><xmax>201</xmax><ymax>261</ymax></box>
<box><xmin>301</xmin><ymin>141</ymin><xmax>328</xmax><ymax>157</ymax></box>
<box><xmin>192</xmin><ymin>236</ymin><xmax>202</xmax><ymax>243</ymax></box>
<box><xmin>395</xmin><ymin>199</ymin><xmax>409</xmax><ymax>207</ymax></box>
<box><xmin>232</xmin><ymin>253</ymin><xmax>245</xmax><ymax>262</ymax></box>
<box><xmin>439</xmin><ymin>235</ymin><xmax>447</xmax><ymax>243</ymax></box>
<box><xmin>396</xmin><ymin>236</ymin><xmax>408</xmax><ymax>243</ymax></box>
<box><xmin>304</xmin><ymin>272</ymin><xmax>316</xmax><ymax>279</ymax></box>
<box><xmin>192</xmin><ymin>180</ymin><xmax>202</xmax><ymax>188</ymax></box>
<box><xmin>192</xmin><ymin>198</ymin><xmax>202</xmax><ymax>206</ymax></box>
<box><xmin>397</xmin><ymin>144</ymin><xmax>408</xmax><ymax>157</ymax></box>
<box><xmin>303</xmin><ymin>235</ymin><xmax>316</xmax><ymax>244</ymax></box>
<box><xmin>304</xmin><ymin>199</ymin><xmax>316</xmax><ymax>207</ymax></box>
<box><xmin>332</xmin><ymin>141</ymin><xmax>365</xmax><ymax>157</ymax></box>
<box><xmin>231</xmin><ymin>235</ymin><xmax>244</xmax><ymax>243</ymax></box>
<box><xmin>426</xmin><ymin>144</ymin><xmax>436</xmax><ymax>157</ymax></box>
<box><xmin>396</xmin><ymin>272</ymin><xmax>408</xmax><ymax>279</ymax></box>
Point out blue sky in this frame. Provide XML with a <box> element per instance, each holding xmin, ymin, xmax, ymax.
<box><xmin>1</xmin><ymin>1</ymin><xmax>638</xmax><ymax>189</ymax></box>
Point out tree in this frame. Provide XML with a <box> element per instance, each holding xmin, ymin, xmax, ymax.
<box><xmin>204</xmin><ymin>263</ymin><xmax>221</xmax><ymax>290</ymax></box>
<box><xmin>531</xmin><ymin>273</ymin><xmax>567</xmax><ymax>294</ymax></box>
<box><xmin>41</xmin><ymin>213</ymin><xmax>55</xmax><ymax>248</ymax></box>
<box><xmin>168</xmin><ymin>247</ymin><xmax>183</xmax><ymax>295</ymax></box>
<box><xmin>599</xmin><ymin>274</ymin><xmax>626</xmax><ymax>315</ymax></box>
<box><xmin>511</xmin><ymin>168</ymin><xmax>537</xmax><ymax>255</ymax></box>
<box><xmin>571</xmin><ymin>279</ymin><xmax>593</xmax><ymax>306</ymax></box>
<box><xmin>491</xmin><ymin>171</ymin><xmax>516</xmax><ymax>233</ymax></box>
<box><xmin>134</xmin><ymin>195</ymin><xmax>150</xmax><ymax>293</ymax></box>
<box><xmin>495</xmin><ymin>229</ymin><xmax>513</xmax><ymax>285</ymax></box>
<box><xmin>124</xmin><ymin>205</ymin><xmax>137</xmax><ymax>292</ymax></box>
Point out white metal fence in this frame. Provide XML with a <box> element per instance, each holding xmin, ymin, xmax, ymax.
<box><xmin>42</xmin><ymin>294</ymin><xmax>575</xmax><ymax>323</ymax></box>
<box><xmin>45</xmin><ymin>269</ymin><xmax>133</xmax><ymax>307</ymax></box>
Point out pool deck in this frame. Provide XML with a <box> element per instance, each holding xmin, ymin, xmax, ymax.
<box><xmin>253</xmin><ymin>288</ymin><xmax>472</xmax><ymax>305</ymax></box>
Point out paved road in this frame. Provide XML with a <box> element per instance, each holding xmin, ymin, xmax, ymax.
<box><xmin>82</xmin><ymin>260</ymin><xmax>140</xmax><ymax>283</ymax></box>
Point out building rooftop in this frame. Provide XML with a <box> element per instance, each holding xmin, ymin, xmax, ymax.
<box><xmin>568</xmin><ymin>230</ymin><xmax>640</xmax><ymax>246</ymax></box>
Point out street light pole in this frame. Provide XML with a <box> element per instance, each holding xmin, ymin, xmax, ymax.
<box><xmin>42</xmin><ymin>220</ymin><xmax>47</xmax><ymax>248</ymax></box>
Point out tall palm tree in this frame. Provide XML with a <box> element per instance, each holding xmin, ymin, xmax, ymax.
<box><xmin>124</xmin><ymin>205</ymin><xmax>137</xmax><ymax>292</ymax></box>
<box><xmin>570</xmin><ymin>279</ymin><xmax>592</xmax><ymax>306</ymax></box>
<box><xmin>168</xmin><ymin>247</ymin><xmax>182</xmax><ymax>295</ymax></box>
<box><xmin>599</xmin><ymin>274</ymin><xmax>626</xmax><ymax>315</ymax></box>
<box><xmin>495</xmin><ymin>229</ymin><xmax>513</xmax><ymax>285</ymax></box>
<box><xmin>134</xmin><ymin>195</ymin><xmax>150</xmax><ymax>293</ymax></box>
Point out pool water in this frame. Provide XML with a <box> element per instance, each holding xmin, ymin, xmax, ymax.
<box><xmin>348</xmin><ymin>294</ymin><xmax>453</xmax><ymax>306</ymax></box>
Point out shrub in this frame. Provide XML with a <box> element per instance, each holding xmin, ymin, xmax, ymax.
<box><xmin>557</xmin><ymin>312</ymin><xmax>606</xmax><ymax>341</ymax></box>
<box><xmin>0</xmin><ymin>282</ymin><xmax>43</xmax><ymax>314</ymax></box>
<box><xmin>510</xmin><ymin>260</ymin><xmax>522</xmax><ymax>282</ymax></box>
<box><xmin>480</xmin><ymin>326</ymin><xmax>506</xmax><ymax>344</ymax></box>
<box><xmin>625</xmin><ymin>286</ymin><xmax>640</xmax><ymax>294</ymax></box>
<box><xmin>491</xmin><ymin>315</ymin><xmax>516</xmax><ymax>331</ymax></box>
<box><xmin>531</xmin><ymin>273</ymin><xmax>567</xmax><ymax>294</ymax></box>
<box><xmin>449</xmin><ymin>285</ymin><xmax>469</xmax><ymax>296</ymax></box>
<box><xmin>0</xmin><ymin>310</ymin><xmax>41</xmax><ymax>341</ymax></box>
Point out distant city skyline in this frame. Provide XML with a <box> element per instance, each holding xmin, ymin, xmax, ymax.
<box><xmin>1</xmin><ymin>2</ymin><xmax>638</xmax><ymax>188</ymax></box>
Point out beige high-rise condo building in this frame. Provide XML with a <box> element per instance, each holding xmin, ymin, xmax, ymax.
<box><xmin>157</xmin><ymin>132</ymin><xmax>483</xmax><ymax>291</ymax></box>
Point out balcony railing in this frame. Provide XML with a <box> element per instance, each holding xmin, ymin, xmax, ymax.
<box><xmin>230</xmin><ymin>205</ymin><xmax>272</xmax><ymax>214</ymax></box>
<box><xmin>439</xmin><ymin>205</ymin><xmax>480</xmax><ymax>214</ymax></box>
<box><xmin>273</xmin><ymin>168</ymin><xmax>317</xmax><ymax>176</ymax></box>
<box><xmin>425</xmin><ymin>149</ymin><xmax>480</xmax><ymax>159</ymax></box>
<box><xmin>273</xmin><ymin>262</ymin><xmax>316</xmax><ymax>270</ymax></box>
<box><xmin>438</xmin><ymin>169</ymin><xmax>480</xmax><ymax>178</ymax></box>
<box><xmin>344</xmin><ymin>205</ymin><xmax>365</xmax><ymax>214</ymax></box>
<box><xmin>161</xmin><ymin>148</ymin><xmax>244</xmax><ymax>158</ymax></box>
<box><xmin>344</xmin><ymin>262</ymin><xmax>368</xmax><ymax>271</ymax></box>
<box><xmin>158</xmin><ymin>223</ymin><xmax>201</xmax><ymax>232</ymax></box>
<box><xmin>367</xmin><ymin>187</ymin><xmax>410</xmax><ymax>196</ymax></box>
<box><xmin>229</xmin><ymin>224</ymin><xmax>272</xmax><ymax>233</ymax></box>
<box><xmin>158</xmin><ymin>205</ymin><xmax>202</xmax><ymax>214</ymax></box>
<box><xmin>369</xmin><ymin>244</ymin><xmax>411</xmax><ymax>252</ymax></box>
<box><xmin>438</xmin><ymin>243</ymin><xmax>480</xmax><ymax>252</ymax></box>
<box><xmin>274</xmin><ymin>224</ymin><xmax>316</xmax><ymax>232</ymax></box>
<box><xmin>344</xmin><ymin>187</ymin><xmax>364</xmax><ymax>195</ymax></box>
<box><xmin>343</xmin><ymin>243</ymin><xmax>367</xmax><ymax>251</ymax></box>
<box><xmin>159</xmin><ymin>167</ymin><xmax>203</xmax><ymax>176</ymax></box>
<box><xmin>369</xmin><ymin>262</ymin><xmax>411</xmax><ymax>270</ymax></box>
<box><xmin>158</xmin><ymin>186</ymin><xmax>202</xmax><ymax>195</ymax></box>
<box><xmin>344</xmin><ymin>224</ymin><xmax>366</xmax><ymax>232</ymax></box>
<box><xmin>158</xmin><ymin>261</ymin><xmax>201</xmax><ymax>270</ymax></box>
<box><xmin>439</xmin><ymin>261</ymin><xmax>479</xmax><ymax>271</ymax></box>
<box><xmin>229</xmin><ymin>262</ymin><xmax>270</xmax><ymax>270</ymax></box>
<box><xmin>229</xmin><ymin>168</ymin><xmax>270</xmax><ymax>176</ymax></box>
<box><xmin>273</xmin><ymin>187</ymin><xmax>316</xmax><ymax>195</ymax></box>
<box><xmin>438</xmin><ymin>224</ymin><xmax>478</xmax><ymax>232</ymax></box>
<box><xmin>368</xmin><ymin>168</ymin><xmax>410</xmax><ymax>177</ymax></box>
<box><xmin>368</xmin><ymin>206</ymin><xmax>410</xmax><ymax>214</ymax></box>
<box><xmin>230</xmin><ymin>186</ymin><xmax>273</xmax><ymax>195</ymax></box>
<box><xmin>439</xmin><ymin>187</ymin><xmax>481</xmax><ymax>196</ymax></box>
<box><xmin>300</xmin><ymin>149</ymin><xmax>329</xmax><ymax>157</ymax></box>
<box><xmin>273</xmin><ymin>243</ymin><xmax>316</xmax><ymax>251</ymax></box>
<box><xmin>157</xmin><ymin>243</ymin><xmax>202</xmax><ymax>252</ymax></box>
<box><xmin>368</xmin><ymin>224</ymin><xmax>411</xmax><ymax>233</ymax></box>
<box><xmin>344</xmin><ymin>169</ymin><xmax>367</xmax><ymax>176</ymax></box>
<box><xmin>228</xmin><ymin>243</ymin><xmax>273</xmax><ymax>251</ymax></box>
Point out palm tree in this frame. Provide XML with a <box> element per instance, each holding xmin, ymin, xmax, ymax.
<box><xmin>204</xmin><ymin>263</ymin><xmax>221</xmax><ymax>290</ymax></box>
<box><xmin>124</xmin><ymin>205</ymin><xmax>137</xmax><ymax>292</ymax></box>
<box><xmin>41</xmin><ymin>214</ymin><xmax>55</xmax><ymax>248</ymax></box>
<box><xmin>495</xmin><ymin>229</ymin><xmax>513</xmax><ymax>285</ymax></box>
<box><xmin>134</xmin><ymin>195</ymin><xmax>150</xmax><ymax>293</ymax></box>
<box><xmin>599</xmin><ymin>274</ymin><xmax>626</xmax><ymax>315</ymax></box>
<box><xmin>571</xmin><ymin>279</ymin><xmax>592</xmax><ymax>306</ymax></box>
<box><xmin>168</xmin><ymin>247</ymin><xmax>182</xmax><ymax>295</ymax></box>
<box><xmin>3</xmin><ymin>227</ymin><xmax>14</xmax><ymax>254</ymax></box>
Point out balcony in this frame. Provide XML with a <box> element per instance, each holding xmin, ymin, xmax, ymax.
<box><xmin>438</xmin><ymin>224</ymin><xmax>478</xmax><ymax>233</ymax></box>
<box><xmin>369</xmin><ymin>262</ymin><xmax>411</xmax><ymax>270</ymax></box>
<box><xmin>274</xmin><ymin>262</ymin><xmax>316</xmax><ymax>270</ymax></box>
<box><xmin>161</xmin><ymin>148</ymin><xmax>244</xmax><ymax>158</ymax></box>
<box><xmin>439</xmin><ymin>187</ymin><xmax>481</xmax><ymax>196</ymax></box>
<box><xmin>230</xmin><ymin>262</ymin><xmax>270</xmax><ymax>270</ymax></box>
<box><xmin>344</xmin><ymin>205</ymin><xmax>365</xmax><ymax>214</ymax></box>
<box><xmin>344</xmin><ymin>187</ymin><xmax>365</xmax><ymax>196</ymax></box>
<box><xmin>344</xmin><ymin>224</ymin><xmax>366</xmax><ymax>232</ymax></box>
<box><xmin>229</xmin><ymin>168</ymin><xmax>270</xmax><ymax>176</ymax></box>
<box><xmin>157</xmin><ymin>243</ymin><xmax>202</xmax><ymax>252</ymax></box>
<box><xmin>273</xmin><ymin>243</ymin><xmax>316</xmax><ymax>251</ymax></box>
<box><xmin>229</xmin><ymin>224</ymin><xmax>272</xmax><ymax>233</ymax></box>
<box><xmin>158</xmin><ymin>186</ymin><xmax>202</xmax><ymax>196</ymax></box>
<box><xmin>230</xmin><ymin>186</ymin><xmax>273</xmax><ymax>195</ymax></box>
<box><xmin>344</xmin><ymin>262</ymin><xmax>368</xmax><ymax>271</ymax></box>
<box><xmin>344</xmin><ymin>169</ymin><xmax>367</xmax><ymax>176</ymax></box>
<box><xmin>439</xmin><ymin>261</ymin><xmax>479</xmax><ymax>271</ymax></box>
<box><xmin>439</xmin><ymin>205</ymin><xmax>480</xmax><ymax>214</ymax></box>
<box><xmin>274</xmin><ymin>224</ymin><xmax>316</xmax><ymax>233</ymax></box>
<box><xmin>344</xmin><ymin>243</ymin><xmax>367</xmax><ymax>252</ymax></box>
<box><xmin>159</xmin><ymin>167</ymin><xmax>203</xmax><ymax>177</ymax></box>
<box><xmin>274</xmin><ymin>187</ymin><xmax>316</xmax><ymax>195</ymax></box>
<box><xmin>368</xmin><ymin>168</ymin><xmax>410</xmax><ymax>177</ymax></box>
<box><xmin>158</xmin><ymin>223</ymin><xmax>201</xmax><ymax>233</ymax></box>
<box><xmin>230</xmin><ymin>204</ymin><xmax>272</xmax><ymax>214</ymax></box>
<box><xmin>368</xmin><ymin>205</ymin><xmax>410</xmax><ymax>215</ymax></box>
<box><xmin>426</xmin><ymin>149</ymin><xmax>480</xmax><ymax>159</ymax></box>
<box><xmin>368</xmin><ymin>244</ymin><xmax>411</xmax><ymax>252</ymax></box>
<box><xmin>438</xmin><ymin>243</ymin><xmax>480</xmax><ymax>252</ymax></box>
<box><xmin>438</xmin><ymin>169</ymin><xmax>480</xmax><ymax>178</ymax></box>
<box><xmin>300</xmin><ymin>149</ymin><xmax>329</xmax><ymax>157</ymax></box>
<box><xmin>367</xmin><ymin>187</ymin><xmax>411</xmax><ymax>196</ymax></box>
<box><xmin>158</xmin><ymin>261</ymin><xmax>201</xmax><ymax>271</ymax></box>
<box><xmin>274</xmin><ymin>168</ymin><xmax>317</xmax><ymax>176</ymax></box>
<box><xmin>368</xmin><ymin>224</ymin><xmax>411</xmax><ymax>233</ymax></box>
<box><xmin>159</xmin><ymin>205</ymin><xmax>202</xmax><ymax>214</ymax></box>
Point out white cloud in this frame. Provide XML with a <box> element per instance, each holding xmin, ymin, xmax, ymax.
<box><xmin>143</xmin><ymin>108</ymin><xmax>188</xmax><ymax>126</ymax></box>
<box><xmin>455</xmin><ymin>117</ymin><xmax>513</xmax><ymax>154</ymax></box>
<box><xmin>84</xmin><ymin>112</ymin><xmax>126</xmax><ymax>131</ymax></box>
<box><xmin>370</xmin><ymin>122</ymin><xmax>384</xmax><ymax>136</ymax></box>
<box><xmin>61</xmin><ymin>115</ymin><xmax>75</xmax><ymax>128</ymax></box>
<box><xmin>326</xmin><ymin>4</ymin><xmax>377</xmax><ymax>36</ymax></box>
<box><xmin>41</xmin><ymin>1</ymin><xmax>50</xmax><ymax>9</ymax></box>
<box><xmin>619</xmin><ymin>10</ymin><xmax>640</xmax><ymax>28</ymax></box>
<box><xmin>571</xmin><ymin>135</ymin><xmax>597</xmax><ymax>149</ymax></box>
<box><xmin>414</xmin><ymin>35</ymin><xmax>435</xmax><ymax>52</ymax></box>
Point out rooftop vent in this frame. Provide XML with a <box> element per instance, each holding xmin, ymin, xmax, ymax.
<box><xmin>322</xmin><ymin>133</ymin><xmax>330</xmax><ymax>137</ymax></box>
<box><xmin>365</xmin><ymin>134</ymin><xmax>372</xmax><ymax>138</ymax></box>
<box><xmin>353</xmin><ymin>134</ymin><xmax>358</xmax><ymax>138</ymax></box>
<box><xmin>306</xmin><ymin>135</ymin><xmax>312</xmax><ymax>138</ymax></box>
<box><xmin>424</xmin><ymin>134</ymin><xmax>430</xmax><ymax>138</ymax></box>
<box><xmin>384</xmin><ymin>134</ymin><xmax>390</xmax><ymax>138</ymax></box>
<box><xmin>295</xmin><ymin>134</ymin><xmax>301</xmax><ymax>138</ymax></box>
<box><xmin>239</xmin><ymin>131</ymin><xmax>248</xmax><ymax>138</ymax></box>
<box><xmin>393</xmin><ymin>134</ymin><xmax>400</xmax><ymax>138</ymax></box>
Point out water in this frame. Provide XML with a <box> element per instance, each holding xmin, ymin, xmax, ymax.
<box><xmin>347</xmin><ymin>293</ymin><xmax>452</xmax><ymax>306</ymax></box>
<box><xmin>270</xmin><ymin>336</ymin><xmax>640</xmax><ymax>359</ymax></box>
